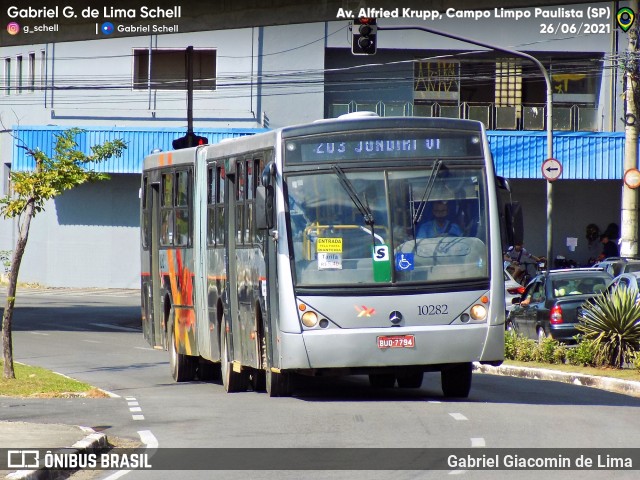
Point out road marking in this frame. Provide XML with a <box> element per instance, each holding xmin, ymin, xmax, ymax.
<box><xmin>82</xmin><ymin>340</ymin><xmax>101</xmax><ymax>344</ymax></box>
<box><xmin>134</xmin><ymin>347</ymin><xmax>156</xmax><ymax>351</ymax></box>
<box><xmin>138</xmin><ymin>430</ymin><xmax>159</xmax><ymax>448</ymax></box>
<box><xmin>130</xmin><ymin>407</ymin><xmax>142</xmax><ymax>412</ymax></box>
<box><xmin>132</xmin><ymin>414</ymin><xmax>145</xmax><ymax>421</ymax></box>
<box><xmin>448</xmin><ymin>470</ymin><xmax>466</xmax><ymax>475</ymax></box>
<box><xmin>449</xmin><ymin>413</ymin><xmax>468</xmax><ymax>421</ymax></box>
<box><xmin>29</xmin><ymin>332</ymin><xmax>49</xmax><ymax>336</ymax></box>
<box><xmin>89</xmin><ymin>323</ymin><xmax>141</xmax><ymax>332</ymax></box>
<box><xmin>128</xmin><ymin>401</ymin><xmax>139</xmax><ymax>406</ymax></box>
<box><xmin>471</xmin><ymin>437</ymin><xmax>486</xmax><ymax>447</ymax></box>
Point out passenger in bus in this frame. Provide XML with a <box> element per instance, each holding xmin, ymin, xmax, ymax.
<box><xmin>417</xmin><ymin>201</ymin><xmax>463</xmax><ymax>238</ymax></box>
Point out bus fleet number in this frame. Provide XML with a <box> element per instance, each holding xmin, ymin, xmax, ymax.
<box><xmin>418</xmin><ymin>304</ymin><xmax>448</xmax><ymax>316</ymax></box>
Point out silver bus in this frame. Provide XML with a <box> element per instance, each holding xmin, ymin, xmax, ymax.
<box><xmin>140</xmin><ymin>114</ymin><xmax>514</xmax><ymax>398</ymax></box>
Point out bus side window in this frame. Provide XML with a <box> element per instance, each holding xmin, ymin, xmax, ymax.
<box><xmin>216</xmin><ymin>166</ymin><xmax>226</xmax><ymax>245</ymax></box>
<box><xmin>206</xmin><ymin>166</ymin><xmax>215</xmax><ymax>246</ymax></box>
<box><xmin>160</xmin><ymin>172</ymin><xmax>174</xmax><ymax>246</ymax></box>
<box><xmin>175</xmin><ymin>170</ymin><xmax>190</xmax><ymax>247</ymax></box>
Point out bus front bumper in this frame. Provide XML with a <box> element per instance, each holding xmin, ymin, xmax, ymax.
<box><xmin>279</xmin><ymin>324</ymin><xmax>504</xmax><ymax>370</ymax></box>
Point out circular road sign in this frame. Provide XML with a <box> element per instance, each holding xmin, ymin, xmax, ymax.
<box><xmin>624</xmin><ymin>168</ymin><xmax>640</xmax><ymax>189</ymax></box>
<box><xmin>541</xmin><ymin>158</ymin><xmax>562</xmax><ymax>182</ymax></box>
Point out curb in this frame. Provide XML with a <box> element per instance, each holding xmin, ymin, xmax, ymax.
<box><xmin>5</xmin><ymin>427</ymin><xmax>108</xmax><ymax>480</ymax></box>
<box><xmin>474</xmin><ymin>363</ymin><xmax>640</xmax><ymax>398</ymax></box>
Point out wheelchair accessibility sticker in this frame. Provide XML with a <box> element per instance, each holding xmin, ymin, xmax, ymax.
<box><xmin>395</xmin><ymin>253</ymin><xmax>414</xmax><ymax>271</ymax></box>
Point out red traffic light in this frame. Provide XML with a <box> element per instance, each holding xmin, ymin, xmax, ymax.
<box><xmin>172</xmin><ymin>132</ymin><xmax>208</xmax><ymax>150</ymax></box>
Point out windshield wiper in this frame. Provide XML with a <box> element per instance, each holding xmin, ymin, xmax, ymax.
<box><xmin>332</xmin><ymin>165</ymin><xmax>375</xmax><ymax>227</ymax></box>
<box><xmin>411</xmin><ymin>159</ymin><xmax>443</xmax><ymax>239</ymax></box>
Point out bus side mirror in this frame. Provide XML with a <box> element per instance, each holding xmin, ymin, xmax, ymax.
<box><xmin>256</xmin><ymin>185</ymin><xmax>274</xmax><ymax>230</ymax></box>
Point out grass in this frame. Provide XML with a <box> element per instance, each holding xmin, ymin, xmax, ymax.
<box><xmin>504</xmin><ymin>359</ymin><xmax>640</xmax><ymax>382</ymax></box>
<box><xmin>0</xmin><ymin>361</ymin><xmax>109</xmax><ymax>398</ymax></box>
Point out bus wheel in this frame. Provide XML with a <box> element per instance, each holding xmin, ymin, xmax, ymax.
<box><xmin>369</xmin><ymin>374</ymin><xmax>396</xmax><ymax>388</ymax></box>
<box><xmin>221</xmin><ymin>317</ymin><xmax>248</xmax><ymax>393</ymax></box>
<box><xmin>441</xmin><ymin>363</ymin><xmax>472</xmax><ymax>398</ymax></box>
<box><xmin>397</xmin><ymin>371</ymin><xmax>423</xmax><ymax>389</ymax></box>
<box><xmin>169</xmin><ymin>325</ymin><xmax>196</xmax><ymax>382</ymax></box>
<box><xmin>266</xmin><ymin>369</ymin><xmax>291</xmax><ymax>397</ymax></box>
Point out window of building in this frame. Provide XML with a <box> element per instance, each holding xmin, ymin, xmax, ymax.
<box><xmin>28</xmin><ymin>52</ymin><xmax>35</xmax><ymax>92</ymax></box>
<box><xmin>16</xmin><ymin>55</ymin><xmax>23</xmax><ymax>94</ymax></box>
<box><xmin>133</xmin><ymin>48</ymin><xmax>216</xmax><ymax>90</ymax></box>
<box><xmin>40</xmin><ymin>50</ymin><xmax>46</xmax><ymax>90</ymax></box>
<box><xmin>4</xmin><ymin>58</ymin><xmax>10</xmax><ymax>95</ymax></box>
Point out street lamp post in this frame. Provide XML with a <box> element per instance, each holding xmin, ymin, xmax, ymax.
<box><xmin>378</xmin><ymin>25</ymin><xmax>554</xmax><ymax>263</ymax></box>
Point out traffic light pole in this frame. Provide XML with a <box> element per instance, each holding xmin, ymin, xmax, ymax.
<box><xmin>186</xmin><ymin>45</ymin><xmax>194</xmax><ymax>138</ymax></box>
<box><xmin>378</xmin><ymin>25</ymin><xmax>554</xmax><ymax>264</ymax></box>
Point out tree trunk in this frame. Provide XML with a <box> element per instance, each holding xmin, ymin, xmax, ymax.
<box><xmin>2</xmin><ymin>201</ymin><xmax>35</xmax><ymax>379</ymax></box>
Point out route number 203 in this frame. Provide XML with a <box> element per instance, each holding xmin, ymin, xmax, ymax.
<box><xmin>418</xmin><ymin>304</ymin><xmax>448</xmax><ymax>316</ymax></box>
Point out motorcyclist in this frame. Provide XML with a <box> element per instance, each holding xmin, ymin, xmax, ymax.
<box><xmin>504</xmin><ymin>242</ymin><xmax>542</xmax><ymax>284</ymax></box>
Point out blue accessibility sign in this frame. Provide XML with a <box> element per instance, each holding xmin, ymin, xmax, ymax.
<box><xmin>395</xmin><ymin>252</ymin><xmax>414</xmax><ymax>271</ymax></box>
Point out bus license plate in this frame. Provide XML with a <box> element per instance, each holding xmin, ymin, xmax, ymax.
<box><xmin>377</xmin><ymin>335</ymin><xmax>415</xmax><ymax>349</ymax></box>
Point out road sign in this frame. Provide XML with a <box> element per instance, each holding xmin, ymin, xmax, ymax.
<box><xmin>541</xmin><ymin>158</ymin><xmax>562</xmax><ymax>182</ymax></box>
<box><xmin>624</xmin><ymin>168</ymin><xmax>640</xmax><ymax>189</ymax></box>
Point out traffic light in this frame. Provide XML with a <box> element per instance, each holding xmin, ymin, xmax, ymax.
<box><xmin>172</xmin><ymin>132</ymin><xmax>208</xmax><ymax>150</ymax></box>
<box><xmin>352</xmin><ymin>18</ymin><xmax>377</xmax><ymax>55</ymax></box>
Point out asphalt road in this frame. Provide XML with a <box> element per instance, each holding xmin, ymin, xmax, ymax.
<box><xmin>2</xmin><ymin>289</ymin><xmax>640</xmax><ymax>480</ymax></box>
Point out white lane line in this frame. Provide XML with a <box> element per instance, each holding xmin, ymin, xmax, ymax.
<box><xmin>29</xmin><ymin>332</ymin><xmax>50</xmax><ymax>336</ymax></box>
<box><xmin>449</xmin><ymin>413</ymin><xmax>468</xmax><ymax>421</ymax></box>
<box><xmin>82</xmin><ymin>340</ymin><xmax>101</xmax><ymax>344</ymax></box>
<box><xmin>138</xmin><ymin>430</ymin><xmax>159</xmax><ymax>448</ymax></box>
<box><xmin>89</xmin><ymin>323</ymin><xmax>140</xmax><ymax>332</ymax></box>
<box><xmin>125</xmin><ymin>397</ymin><xmax>136</xmax><ymax>401</ymax></box>
<box><xmin>134</xmin><ymin>347</ymin><xmax>156</xmax><ymax>351</ymax></box>
<box><xmin>132</xmin><ymin>414</ymin><xmax>145</xmax><ymax>421</ymax></box>
<box><xmin>130</xmin><ymin>407</ymin><xmax>142</xmax><ymax>412</ymax></box>
<box><xmin>448</xmin><ymin>470</ymin><xmax>467</xmax><ymax>475</ymax></box>
<box><xmin>103</xmin><ymin>470</ymin><xmax>130</xmax><ymax>480</ymax></box>
<box><xmin>471</xmin><ymin>437</ymin><xmax>486</xmax><ymax>447</ymax></box>
<box><xmin>127</xmin><ymin>401</ymin><xmax>139</xmax><ymax>406</ymax></box>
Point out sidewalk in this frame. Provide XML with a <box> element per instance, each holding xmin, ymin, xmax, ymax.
<box><xmin>0</xmin><ymin>422</ymin><xmax>107</xmax><ymax>479</ymax></box>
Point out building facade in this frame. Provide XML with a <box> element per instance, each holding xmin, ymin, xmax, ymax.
<box><xmin>0</xmin><ymin>8</ymin><xmax>629</xmax><ymax>287</ymax></box>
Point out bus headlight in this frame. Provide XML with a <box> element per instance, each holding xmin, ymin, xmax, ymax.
<box><xmin>301</xmin><ymin>311</ymin><xmax>319</xmax><ymax>328</ymax></box>
<box><xmin>470</xmin><ymin>304</ymin><xmax>487</xmax><ymax>321</ymax></box>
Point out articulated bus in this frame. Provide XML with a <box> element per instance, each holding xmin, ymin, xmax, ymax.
<box><xmin>140</xmin><ymin>114</ymin><xmax>516</xmax><ymax>398</ymax></box>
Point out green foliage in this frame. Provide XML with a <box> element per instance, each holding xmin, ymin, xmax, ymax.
<box><xmin>565</xmin><ymin>338</ymin><xmax>599</xmax><ymax>367</ymax></box>
<box><xmin>535</xmin><ymin>336</ymin><xmax>562</xmax><ymax>364</ymax></box>
<box><xmin>0</xmin><ymin>128</ymin><xmax>126</xmax><ymax>219</ymax></box>
<box><xmin>633</xmin><ymin>351</ymin><xmax>640</xmax><ymax>371</ymax></box>
<box><xmin>504</xmin><ymin>330</ymin><xmax>518</xmax><ymax>360</ymax></box>
<box><xmin>577</xmin><ymin>287</ymin><xmax>640</xmax><ymax>368</ymax></box>
<box><xmin>504</xmin><ymin>331</ymin><xmax>538</xmax><ymax>362</ymax></box>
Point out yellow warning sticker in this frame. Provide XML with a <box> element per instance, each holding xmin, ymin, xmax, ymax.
<box><xmin>317</xmin><ymin>237</ymin><xmax>343</xmax><ymax>253</ymax></box>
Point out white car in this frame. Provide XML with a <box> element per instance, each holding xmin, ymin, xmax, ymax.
<box><xmin>504</xmin><ymin>269</ymin><xmax>524</xmax><ymax>313</ymax></box>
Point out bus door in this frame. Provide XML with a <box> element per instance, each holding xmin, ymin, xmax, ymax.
<box><xmin>144</xmin><ymin>178</ymin><xmax>164</xmax><ymax>349</ymax></box>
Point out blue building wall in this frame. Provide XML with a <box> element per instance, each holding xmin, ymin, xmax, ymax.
<box><xmin>13</xmin><ymin>127</ymin><xmax>627</xmax><ymax>180</ymax></box>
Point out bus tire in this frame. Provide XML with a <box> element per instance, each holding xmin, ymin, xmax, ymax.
<box><xmin>221</xmin><ymin>317</ymin><xmax>248</xmax><ymax>393</ymax></box>
<box><xmin>169</xmin><ymin>323</ymin><xmax>197</xmax><ymax>382</ymax></box>
<box><xmin>266</xmin><ymin>369</ymin><xmax>291</xmax><ymax>397</ymax></box>
<box><xmin>397</xmin><ymin>371</ymin><xmax>423</xmax><ymax>389</ymax></box>
<box><xmin>441</xmin><ymin>363</ymin><xmax>472</xmax><ymax>398</ymax></box>
<box><xmin>369</xmin><ymin>373</ymin><xmax>396</xmax><ymax>388</ymax></box>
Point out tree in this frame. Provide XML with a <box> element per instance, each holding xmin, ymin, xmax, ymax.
<box><xmin>1</xmin><ymin>128</ymin><xmax>126</xmax><ymax>379</ymax></box>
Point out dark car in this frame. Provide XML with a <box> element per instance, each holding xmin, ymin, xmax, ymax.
<box><xmin>507</xmin><ymin>269</ymin><xmax>612</xmax><ymax>343</ymax></box>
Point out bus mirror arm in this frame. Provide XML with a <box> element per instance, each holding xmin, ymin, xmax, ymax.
<box><xmin>256</xmin><ymin>185</ymin><xmax>274</xmax><ymax>230</ymax></box>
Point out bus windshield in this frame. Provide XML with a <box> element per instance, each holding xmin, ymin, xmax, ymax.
<box><xmin>287</xmin><ymin>166</ymin><xmax>489</xmax><ymax>287</ymax></box>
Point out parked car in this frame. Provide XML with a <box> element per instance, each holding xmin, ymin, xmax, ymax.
<box><xmin>606</xmin><ymin>271</ymin><xmax>640</xmax><ymax>300</ymax></box>
<box><xmin>507</xmin><ymin>269</ymin><xmax>612</xmax><ymax>343</ymax></box>
<box><xmin>592</xmin><ymin>257</ymin><xmax>640</xmax><ymax>277</ymax></box>
<box><xmin>504</xmin><ymin>269</ymin><xmax>524</xmax><ymax>315</ymax></box>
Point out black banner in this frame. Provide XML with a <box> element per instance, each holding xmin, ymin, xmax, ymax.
<box><xmin>2</xmin><ymin>448</ymin><xmax>640</xmax><ymax>471</ymax></box>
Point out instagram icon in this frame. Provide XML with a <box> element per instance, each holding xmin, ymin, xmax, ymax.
<box><xmin>7</xmin><ymin>22</ymin><xmax>20</xmax><ymax>35</ymax></box>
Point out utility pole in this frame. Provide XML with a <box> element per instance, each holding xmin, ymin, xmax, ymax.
<box><xmin>621</xmin><ymin>0</ymin><xmax>640</xmax><ymax>257</ymax></box>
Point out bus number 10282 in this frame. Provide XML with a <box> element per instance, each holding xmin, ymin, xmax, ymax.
<box><xmin>418</xmin><ymin>304</ymin><xmax>448</xmax><ymax>316</ymax></box>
